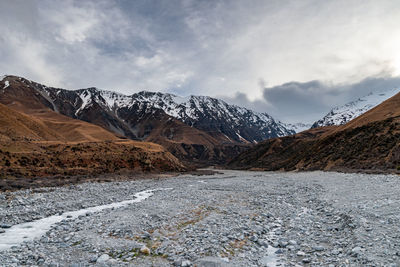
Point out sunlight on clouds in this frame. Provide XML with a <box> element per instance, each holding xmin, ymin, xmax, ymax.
<box><xmin>393</xmin><ymin>55</ymin><xmax>400</xmax><ymax>76</ymax></box>
<box><xmin>0</xmin><ymin>0</ymin><xmax>400</xmax><ymax>122</ymax></box>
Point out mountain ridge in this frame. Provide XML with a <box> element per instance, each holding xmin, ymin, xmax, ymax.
<box><xmin>1</xmin><ymin>75</ymin><xmax>293</xmax><ymax>165</ymax></box>
<box><xmin>228</xmin><ymin>90</ymin><xmax>400</xmax><ymax>173</ymax></box>
<box><xmin>312</xmin><ymin>88</ymin><xmax>399</xmax><ymax>128</ymax></box>
<box><xmin>36</xmin><ymin>84</ymin><xmax>294</xmax><ymax>143</ymax></box>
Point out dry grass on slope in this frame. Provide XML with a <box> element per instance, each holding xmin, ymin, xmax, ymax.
<box><xmin>0</xmin><ymin>140</ymin><xmax>185</xmax><ymax>180</ymax></box>
<box><xmin>0</xmin><ymin>79</ymin><xmax>186</xmax><ymax>180</ymax></box>
<box><xmin>0</xmin><ymin>103</ymin><xmax>63</xmax><ymax>142</ymax></box>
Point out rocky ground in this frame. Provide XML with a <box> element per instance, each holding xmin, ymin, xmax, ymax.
<box><xmin>0</xmin><ymin>170</ymin><xmax>400</xmax><ymax>266</ymax></box>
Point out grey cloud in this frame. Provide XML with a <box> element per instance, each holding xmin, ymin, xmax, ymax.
<box><xmin>1</xmin><ymin>0</ymin><xmax>400</xmax><ymax>108</ymax></box>
<box><xmin>220</xmin><ymin>92</ymin><xmax>273</xmax><ymax>115</ymax></box>
<box><xmin>222</xmin><ymin>76</ymin><xmax>400</xmax><ymax>124</ymax></box>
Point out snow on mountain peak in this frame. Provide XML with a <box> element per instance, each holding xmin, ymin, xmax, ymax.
<box><xmin>15</xmin><ymin>76</ymin><xmax>294</xmax><ymax>143</ymax></box>
<box><xmin>68</xmin><ymin>88</ymin><xmax>294</xmax><ymax>142</ymax></box>
<box><xmin>282</xmin><ymin>122</ymin><xmax>312</xmax><ymax>133</ymax></box>
<box><xmin>312</xmin><ymin>87</ymin><xmax>399</xmax><ymax>128</ymax></box>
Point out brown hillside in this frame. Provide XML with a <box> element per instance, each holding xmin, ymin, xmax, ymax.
<box><xmin>132</xmin><ymin>110</ymin><xmax>249</xmax><ymax>166</ymax></box>
<box><xmin>228</xmin><ymin>92</ymin><xmax>400</xmax><ymax>173</ymax></box>
<box><xmin>0</xmin><ymin>77</ymin><xmax>185</xmax><ymax>179</ymax></box>
<box><xmin>0</xmin><ymin>76</ymin><xmax>119</xmax><ymax>142</ymax></box>
<box><xmin>0</xmin><ymin>140</ymin><xmax>184</xmax><ymax>181</ymax></box>
<box><xmin>0</xmin><ymin>76</ymin><xmax>247</xmax><ymax>165</ymax></box>
<box><xmin>0</xmin><ymin>103</ymin><xmax>63</xmax><ymax>142</ymax></box>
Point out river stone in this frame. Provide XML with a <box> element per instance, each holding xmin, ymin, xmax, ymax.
<box><xmin>140</xmin><ymin>246</ymin><xmax>150</xmax><ymax>255</ymax></box>
<box><xmin>194</xmin><ymin>257</ymin><xmax>229</xmax><ymax>267</ymax></box>
<box><xmin>96</xmin><ymin>254</ymin><xmax>110</xmax><ymax>263</ymax></box>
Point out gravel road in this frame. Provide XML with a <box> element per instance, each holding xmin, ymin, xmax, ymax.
<box><xmin>1</xmin><ymin>170</ymin><xmax>399</xmax><ymax>266</ymax></box>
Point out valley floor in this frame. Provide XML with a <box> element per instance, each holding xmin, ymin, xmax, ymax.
<box><xmin>0</xmin><ymin>170</ymin><xmax>399</xmax><ymax>266</ymax></box>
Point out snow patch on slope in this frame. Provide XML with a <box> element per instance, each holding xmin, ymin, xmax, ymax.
<box><xmin>75</xmin><ymin>90</ymin><xmax>93</xmax><ymax>116</ymax></box>
<box><xmin>282</xmin><ymin>122</ymin><xmax>312</xmax><ymax>133</ymax></box>
<box><xmin>3</xmin><ymin>81</ymin><xmax>9</xmax><ymax>89</ymax></box>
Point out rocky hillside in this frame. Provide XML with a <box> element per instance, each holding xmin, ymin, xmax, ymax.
<box><xmin>0</xmin><ymin>75</ymin><xmax>292</xmax><ymax>165</ymax></box>
<box><xmin>312</xmin><ymin>88</ymin><xmax>399</xmax><ymax>128</ymax></box>
<box><xmin>229</xmin><ymin>91</ymin><xmax>400</xmax><ymax>173</ymax></box>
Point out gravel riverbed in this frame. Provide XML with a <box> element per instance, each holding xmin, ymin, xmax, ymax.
<box><xmin>0</xmin><ymin>170</ymin><xmax>399</xmax><ymax>266</ymax></box>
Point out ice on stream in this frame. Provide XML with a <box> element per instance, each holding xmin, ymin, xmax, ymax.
<box><xmin>0</xmin><ymin>188</ymin><xmax>171</xmax><ymax>251</ymax></box>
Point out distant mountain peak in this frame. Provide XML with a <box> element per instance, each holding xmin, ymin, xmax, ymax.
<box><xmin>282</xmin><ymin>122</ymin><xmax>312</xmax><ymax>133</ymax></box>
<box><xmin>312</xmin><ymin>88</ymin><xmax>399</xmax><ymax>128</ymax></box>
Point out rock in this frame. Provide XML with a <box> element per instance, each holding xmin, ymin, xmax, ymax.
<box><xmin>259</xmin><ymin>256</ymin><xmax>272</xmax><ymax>266</ymax></box>
<box><xmin>89</xmin><ymin>256</ymin><xmax>98</xmax><ymax>263</ymax></box>
<box><xmin>258</xmin><ymin>240</ymin><xmax>269</xmax><ymax>248</ymax></box>
<box><xmin>351</xmin><ymin>246</ymin><xmax>362</xmax><ymax>257</ymax></box>
<box><xmin>287</xmin><ymin>245</ymin><xmax>295</xmax><ymax>250</ymax></box>
<box><xmin>194</xmin><ymin>257</ymin><xmax>229</xmax><ymax>267</ymax></box>
<box><xmin>0</xmin><ymin>224</ymin><xmax>12</xmax><ymax>229</ymax></box>
<box><xmin>278</xmin><ymin>239</ymin><xmax>288</xmax><ymax>248</ymax></box>
<box><xmin>249</xmin><ymin>235</ymin><xmax>258</xmax><ymax>242</ymax></box>
<box><xmin>313</xmin><ymin>245</ymin><xmax>325</xmax><ymax>251</ymax></box>
<box><xmin>297</xmin><ymin>251</ymin><xmax>306</xmax><ymax>256</ymax></box>
<box><xmin>142</xmin><ymin>231</ymin><xmax>151</xmax><ymax>239</ymax></box>
<box><xmin>181</xmin><ymin>259</ymin><xmax>192</xmax><ymax>266</ymax></box>
<box><xmin>173</xmin><ymin>258</ymin><xmax>182</xmax><ymax>266</ymax></box>
<box><xmin>302</xmin><ymin>258</ymin><xmax>311</xmax><ymax>263</ymax></box>
<box><xmin>96</xmin><ymin>254</ymin><xmax>110</xmax><ymax>263</ymax></box>
<box><xmin>331</xmin><ymin>249</ymin><xmax>340</xmax><ymax>255</ymax></box>
<box><xmin>140</xmin><ymin>246</ymin><xmax>151</xmax><ymax>255</ymax></box>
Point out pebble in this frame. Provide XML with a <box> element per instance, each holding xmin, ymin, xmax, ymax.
<box><xmin>297</xmin><ymin>251</ymin><xmax>306</xmax><ymax>256</ymax></box>
<box><xmin>181</xmin><ymin>259</ymin><xmax>192</xmax><ymax>266</ymax></box>
<box><xmin>140</xmin><ymin>246</ymin><xmax>150</xmax><ymax>255</ymax></box>
<box><xmin>96</xmin><ymin>254</ymin><xmax>110</xmax><ymax>263</ymax></box>
<box><xmin>195</xmin><ymin>256</ymin><xmax>228</xmax><ymax>267</ymax></box>
<box><xmin>351</xmin><ymin>246</ymin><xmax>362</xmax><ymax>256</ymax></box>
<box><xmin>313</xmin><ymin>245</ymin><xmax>325</xmax><ymax>251</ymax></box>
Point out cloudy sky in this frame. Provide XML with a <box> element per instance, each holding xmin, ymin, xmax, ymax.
<box><xmin>1</xmin><ymin>0</ymin><xmax>400</xmax><ymax>123</ymax></box>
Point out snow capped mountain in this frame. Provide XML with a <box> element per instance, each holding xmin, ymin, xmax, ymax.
<box><xmin>125</xmin><ymin>91</ymin><xmax>294</xmax><ymax>141</ymax></box>
<box><xmin>282</xmin><ymin>122</ymin><xmax>312</xmax><ymax>133</ymax></box>
<box><xmin>76</xmin><ymin>89</ymin><xmax>294</xmax><ymax>143</ymax></box>
<box><xmin>312</xmin><ymin>88</ymin><xmax>399</xmax><ymax>128</ymax></box>
<box><xmin>18</xmin><ymin>76</ymin><xmax>293</xmax><ymax>144</ymax></box>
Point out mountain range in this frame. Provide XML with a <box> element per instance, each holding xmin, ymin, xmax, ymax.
<box><xmin>0</xmin><ymin>75</ymin><xmax>295</xmax><ymax>166</ymax></box>
<box><xmin>229</xmin><ymin>89</ymin><xmax>400</xmax><ymax>173</ymax></box>
<box><xmin>1</xmin><ymin>74</ymin><xmax>399</xmax><ymax>175</ymax></box>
